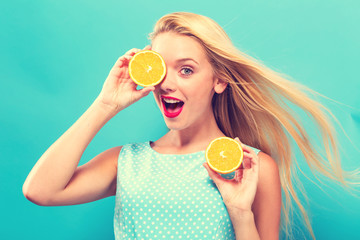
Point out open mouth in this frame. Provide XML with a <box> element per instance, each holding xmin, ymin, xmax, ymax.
<box><xmin>161</xmin><ymin>96</ymin><xmax>184</xmax><ymax>118</ymax></box>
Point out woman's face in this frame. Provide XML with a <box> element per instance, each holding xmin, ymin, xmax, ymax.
<box><xmin>151</xmin><ymin>31</ymin><xmax>226</xmax><ymax>131</ymax></box>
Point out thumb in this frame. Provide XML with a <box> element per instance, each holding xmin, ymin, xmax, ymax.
<box><xmin>133</xmin><ymin>86</ymin><xmax>155</xmax><ymax>100</ymax></box>
<box><xmin>234</xmin><ymin>137</ymin><xmax>245</xmax><ymax>149</ymax></box>
<box><xmin>143</xmin><ymin>45</ymin><xmax>152</xmax><ymax>50</ymax></box>
<box><xmin>234</xmin><ymin>137</ymin><xmax>242</xmax><ymax>145</ymax></box>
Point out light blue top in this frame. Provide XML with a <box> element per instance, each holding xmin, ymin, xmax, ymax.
<box><xmin>114</xmin><ymin>141</ymin><xmax>261</xmax><ymax>240</ymax></box>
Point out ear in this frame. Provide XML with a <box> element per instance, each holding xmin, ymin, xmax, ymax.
<box><xmin>213</xmin><ymin>77</ymin><xmax>228</xmax><ymax>94</ymax></box>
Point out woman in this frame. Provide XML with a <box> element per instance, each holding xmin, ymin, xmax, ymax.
<box><xmin>23</xmin><ymin>12</ymin><xmax>356</xmax><ymax>239</ymax></box>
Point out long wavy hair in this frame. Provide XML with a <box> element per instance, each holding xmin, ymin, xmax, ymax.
<box><xmin>148</xmin><ymin>12</ymin><xmax>358</xmax><ymax>239</ymax></box>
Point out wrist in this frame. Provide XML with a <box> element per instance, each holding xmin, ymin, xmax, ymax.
<box><xmin>227</xmin><ymin>207</ymin><xmax>254</xmax><ymax>221</ymax></box>
<box><xmin>227</xmin><ymin>208</ymin><xmax>260</xmax><ymax>240</ymax></box>
<box><xmin>93</xmin><ymin>97</ymin><xmax>121</xmax><ymax>116</ymax></box>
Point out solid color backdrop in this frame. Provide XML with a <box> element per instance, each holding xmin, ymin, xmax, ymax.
<box><xmin>1</xmin><ymin>0</ymin><xmax>359</xmax><ymax>239</ymax></box>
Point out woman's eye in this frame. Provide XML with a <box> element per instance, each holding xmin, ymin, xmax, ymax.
<box><xmin>180</xmin><ymin>67</ymin><xmax>193</xmax><ymax>76</ymax></box>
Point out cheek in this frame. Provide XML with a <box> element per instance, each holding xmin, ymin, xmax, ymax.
<box><xmin>189</xmin><ymin>78</ymin><xmax>215</xmax><ymax>101</ymax></box>
<box><xmin>188</xmin><ymin>90</ymin><xmax>212</xmax><ymax>108</ymax></box>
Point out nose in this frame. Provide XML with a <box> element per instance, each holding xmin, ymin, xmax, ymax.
<box><xmin>159</xmin><ymin>71</ymin><xmax>176</xmax><ymax>93</ymax></box>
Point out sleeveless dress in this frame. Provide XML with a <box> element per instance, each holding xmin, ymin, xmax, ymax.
<box><xmin>113</xmin><ymin>141</ymin><xmax>261</xmax><ymax>240</ymax></box>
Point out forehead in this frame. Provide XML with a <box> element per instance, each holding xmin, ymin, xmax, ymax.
<box><xmin>151</xmin><ymin>32</ymin><xmax>207</xmax><ymax>65</ymax></box>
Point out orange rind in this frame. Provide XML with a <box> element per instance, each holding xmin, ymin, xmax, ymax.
<box><xmin>128</xmin><ymin>50</ymin><xmax>166</xmax><ymax>87</ymax></box>
<box><xmin>205</xmin><ymin>137</ymin><xmax>244</xmax><ymax>174</ymax></box>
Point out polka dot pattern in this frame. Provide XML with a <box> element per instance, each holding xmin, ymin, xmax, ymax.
<box><xmin>114</xmin><ymin>141</ymin><xmax>261</xmax><ymax>239</ymax></box>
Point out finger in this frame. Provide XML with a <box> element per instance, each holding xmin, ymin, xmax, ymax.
<box><xmin>251</xmin><ymin>155</ymin><xmax>260</xmax><ymax>174</ymax></box>
<box><xmin>235</xmin><ymin>168</ymin><xmax>244</xmax><ymax>182</ymax></box>
<box><xmin>242</xmin><ymin>151</ymin><xmax>252</xmax><ymax>159</ymax></box>
<box><xmin>108</xmin><ymin>56</ymin><xmax>129</xmax><ymax>78</ymax></box>
<box><xmin>238</xmin><ymin>151</ymin><xmax>251</xmax><ymax>170</ymax></box>
<box><xmin>241</xmin><ymin>168</ymin><xmax>253</xmax><ymax>182</ymax></box>
<box><xmin>235</xmin><ymin>137</ymin><xmax>257</xmax><ymax>154</ymax></box>
<box><xmin>244</xmin><ymin>155</ymin><xmax>259</xmax><ymax>174</ymax></box>
<box><xmin>234</xmin><ymin>137</ymin><xmax>242</xmax><ymax>145</ymax></box>
<box><xmin>237</xmin><ymin>150</ymin><xmax>252</xmax><ymax>169</ymax></box>
<box><xmin>130</xmin><ymin>90</ymin><xmax>150</xmax><ymax>104</ymax></box>
<box><xmin>242</xmin><ymin>144</ymin><xmax>256</xmax><ymax>155</ymax></box>
<box><xmin>235</xmin><ymin>138</ymin><xmax>253</xmax><ymax>155</ymax></box>
<box><xmin>124</xmin><ymin>48</ymin><xmax>142</xmax><ymax>56</ymax></box>
<box><xmin>234</xmin><ymin>137</ymin><xmax>247</xmax><ymax>168</ymax></box>
<box><xmin>143</xmin><ymin>45</ymin><xmax>152</xmax><ymax>50</ymax></box>
<box><xmin>111</xmin><ymin>56</ymin><xmax>127</xmax><ymax>69</ymax></box>
<box><xmin>242</xmin><ymin>156</ymin><xmax>252</xmax><ymax>169</ymax></box>
<box><xmin>235</xmin><ymin>137</ymin><xmax>258</xmax><ymax>169</ymax></box>
<box><xmin>243</xmin><ymin>161</ymin><xmax>259</xmax><ymax>183</ymax></box>
<box><xmin>137</xmin><ymin>86</ymin><xmax>155</xmax><ymax>98</ymax></box>
<box><xmin>234</xmin><ymin>137</ymin><xmax>246</xmax><ymax>150</ymax></box>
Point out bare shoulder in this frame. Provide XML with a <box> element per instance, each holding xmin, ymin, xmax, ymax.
<box><xmin>256</xmin><ymin>151</ymin><xmax>280</xmax><ymax>188</ymax></box>
<box><xmin>257</xmin><ymin>151</ymin><xmax>279</xmax><ymax>173</ymax></box>
<box><xmin>253</xmin><ymin>151</ymin><xmax>281</xmax><ymax>238</ymax></box>
<box><xmin>92</xmin><ymin>145</ymin><xmax>122</xmax><ymax>172</ymax></box>
<box><xmin>109</xmin><ymin>145</ymin><xmax>122</xmax><ymax>169</ymax></box>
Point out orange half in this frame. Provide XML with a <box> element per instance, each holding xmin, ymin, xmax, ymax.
<box><xmin>205</xmin><ymin>137</ymin><xmax>244</xmax><ymax>174</ymax></box>
<box><xmin>128</xmin><ymin>50</ymin><xmax>166</xmax><ymax>87</ymax></box>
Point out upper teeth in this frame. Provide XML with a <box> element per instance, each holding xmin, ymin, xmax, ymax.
<box><xmin>163</xmin><ymin>98</ymin><xmax>181</xmax><ymax>103</ymax></box>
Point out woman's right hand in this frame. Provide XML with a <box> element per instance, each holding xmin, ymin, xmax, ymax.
<box><xmin>96</xmin><ymin>46</ymin><xmax>155</xmax><ymax>114</ymax></box>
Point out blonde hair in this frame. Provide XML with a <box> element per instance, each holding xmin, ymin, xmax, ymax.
<box><xmin>148</xmin><ymin>12</ymin><xmax>359</xmax><ymax>239</ymax></box>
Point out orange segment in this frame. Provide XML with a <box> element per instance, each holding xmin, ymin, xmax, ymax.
<box><xmin>205</xmin><ymin>137</ymin><xmax>244</xmax><ymax>174</ymax></box>
<box><xmin>128</xmin><ymin>50</ymin><xmax>166</xmax><ymax>87</ymax></box>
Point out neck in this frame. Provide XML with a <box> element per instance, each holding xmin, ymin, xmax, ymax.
<box><xmin>160</xmin><ymin>111</ymin><xmax>226</xmax><ymax>152</ymax></box>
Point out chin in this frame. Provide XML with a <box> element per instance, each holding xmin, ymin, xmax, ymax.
<box><xmin>163</xmin><ymin>118</ymin><xmax>189</xmax><ymax>131</ymax></box>
<box><xmin>163</xmin><ymin>120</ymin><xmax>183</xmax><ymax>131</ymax></box>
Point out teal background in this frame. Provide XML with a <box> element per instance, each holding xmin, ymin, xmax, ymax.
<box><xmin>1</xmin><ymin>0</ymin><xmax>359</xmax><ymax>239</ymax></box>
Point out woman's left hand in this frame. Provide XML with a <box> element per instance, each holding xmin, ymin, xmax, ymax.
<box><xmin>202</xmin><ymin>137</ymin><xmax>260</xmax><ymax>211</ymax></box>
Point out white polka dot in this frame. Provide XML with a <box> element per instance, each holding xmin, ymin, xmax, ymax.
<box><xmin>114</xmin><ymin>142</ymin><xmax>260</xmax><ymax>239</ymax></box>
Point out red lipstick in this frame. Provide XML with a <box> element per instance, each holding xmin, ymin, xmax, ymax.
<box><xmin>161</xmin><ymin>96</ymin><xmax>184</xmax><ymax>118</ymax></box>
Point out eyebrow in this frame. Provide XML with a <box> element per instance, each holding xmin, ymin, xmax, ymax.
<box><xmin>176</xmin><ymin>58</ymin><xmax>199</xmax><ymax>65</ymax></box>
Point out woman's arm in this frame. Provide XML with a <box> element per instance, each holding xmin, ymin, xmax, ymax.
<box><xmin>227</xmin><ymin>207</ymin><xmax>260</xmax><ymax>240</ymax></box>
<box><xmin>22</xmin><ymin>99</ymin><xmax>118</xmax><ymax>205</ymax></box>
<box><xmin>226</xmin><ymin>151</ymin><xmax>281</xmax><ymax>240</ymax></box>
<box><xmin>203</xmin><ymin>140</ymin><xmax>281</xmax><ymax>239</ymax></box>
<box><xmin>252</xmin><ymin>152</ymin><xmax>282</xmax><ymax>239</ymax></box>
<box><xmin>22</xmin><ymin>46</ymin><xmax>153</xmax><ymax>206</ymax></box>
